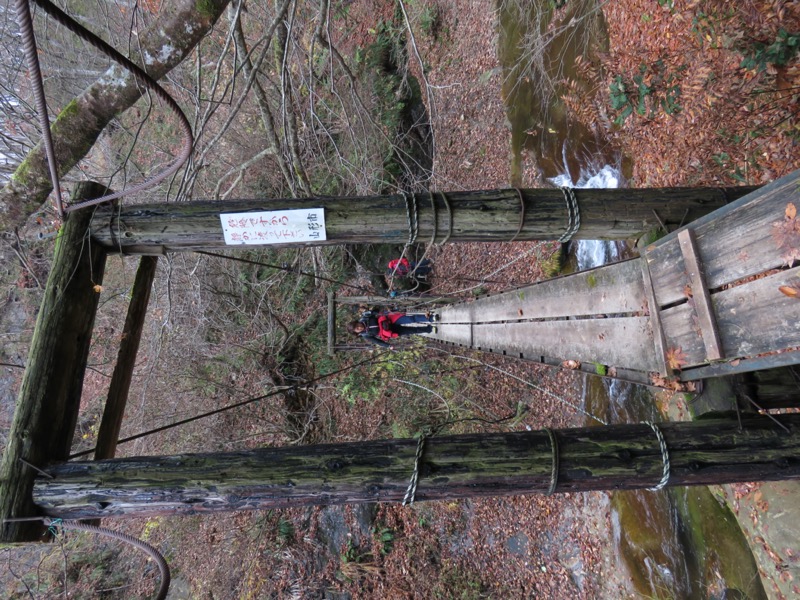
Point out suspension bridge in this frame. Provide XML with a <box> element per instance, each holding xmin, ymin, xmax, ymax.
<box><xmin>429</xmin><ymin>170</ymin><xmax>800</xmax><ymax>383</ymax></box>
<box><xmin>3</xmin><ymin>172</ymin><xmax>800</xmax><ymax>543</ymax></box>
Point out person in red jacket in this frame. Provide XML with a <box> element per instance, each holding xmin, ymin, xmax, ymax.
<box><xmin>347</xmin><ymin>310</ymin><xmax>438</xmax><ymax>348</ymax></box>
<box><xmin>386</xmin><ymin>257</ymin><xmax>433</xmax><ymax>279</ymax></box>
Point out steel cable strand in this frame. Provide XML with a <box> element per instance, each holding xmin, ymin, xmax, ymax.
<box><xmin>25</xmin><ymin>0</ymin><xmax>194</xmax><ymax>211</ymax></box>
<box><xmin>50</xmin><ymin>519</ymin><xmax>170</xmax><ymax>599</ymax></box>
<box><xmin>15</xmin><ymin>0</ymin><xmax>64</xmax><ymax>216</ymax></box>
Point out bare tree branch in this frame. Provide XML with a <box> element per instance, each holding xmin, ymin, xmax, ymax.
<box><xmin>0</xmin><ymin>0</ymin><xmax>232</xmax><ymax>231</ymax></box>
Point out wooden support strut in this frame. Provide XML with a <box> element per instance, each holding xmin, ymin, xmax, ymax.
<box><xmin>94</xmin><ymin>256</ymin><xmax>159</xmax><ymax>460</ymax></box>
<box><xmin>327</xmin><ymin>290</ymin><xmax>336</xmax><ymax>356</ymax></box>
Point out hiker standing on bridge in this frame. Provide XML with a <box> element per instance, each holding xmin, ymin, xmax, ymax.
<box><xmin>347</xmin><ymin>310</ymin><xmax>438</xmax><ymax>348</ymax></box>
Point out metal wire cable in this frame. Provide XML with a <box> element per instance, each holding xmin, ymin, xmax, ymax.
<box><xmin>402</xmin><ymin>434</ymin><xmax>425</xmax><ymax>505</ymax></box>
<box><xmin>18</xmin><ymin>0</ymin><xmax>194</xmax><ymax>212</ymax></box>
<box><xmin>69</xmin><ymin>351</ymin><xmax>393</xmax><ymax>459</ymax></box>
<box><xmin>0</xmin><ymin>514</ymin><xmax>171</xmax><ymax>600</ymax></box>
<box><xmin>645</xmin><ymin>421</ymin><xmax>671</xmax><ymax>491</ymax></box>
<box><xmin>50</xmin><ymin>519</ymin><xmax>171</xmax><ymax>600</ymax></box>
<box><xmin>544</xmin><ymin>427</ymin><xmax>559</xmax><ymax>495</ymax></box>
<box><xmin>193</xmin><ymin>250</ymin><xmax>374</xmax><ymax>293</ymax></box>
<box><xmin>509</xmin><ymin>188</ymin><xmax>526</xmax><ymax>242</ymax></box>
<box><xmin>15</xmin><ymin>0</ymin><xmax>63</xmax><ymax>216</ymax></box>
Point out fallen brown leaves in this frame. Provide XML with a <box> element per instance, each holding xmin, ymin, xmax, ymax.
<box><xmin>599</xmin><ymin>0</ymin><xmax>800</xmax><ymax>187</ymax></box>
<box><xmin>665</xmin><ymin>346</ymin><xmax>688</xmax><ymax>371</ymax></box>
<box><xmin>649</xmin><ymin>372</ymin><xmax>698</xmax><ymax>392</ymax></box>
<box><xmin>773</xmin><ymin>202</ymin><xmax>800</xmax><ymax>266</ymax></box>
<box><xmin>779</xmin><ymin>283</ymin><xmax>800</xmax><ymax>298</ymax></box>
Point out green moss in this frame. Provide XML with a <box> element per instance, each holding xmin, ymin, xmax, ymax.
<box><xmin>47</xmin><ymin>99</ymin><xmax>79</xmax><ymax>140</ymax></box>
<box><xmin>10</xmin><ymin>155</ymin><xmax>32</xmax><ymax>186</ymax></box>
<box><xmin>195</xmin><ymin>0</ymin><xmax>217</xmax><ymax>20</ymax></box>
<box><xmin>541</xmin><ymin>245</ymin><xmax>565</xmax><ymax>277</ymax></box>
<box><xmin>586</xmin><ymin>273</ymin><xmax>598</xmax><ymax>288</ymax></box>
<box><xmin>677</xmin><ymin>487</ymin><xmax>767</xmax><ymax>600</ymax></box>
<box><xmin>55</xmin><ymin>98</ymin><xmax>80</xmax><ymax>123</ymax></box>
<box><xmin>636</xmin><ymin>226</ymin><xmax>666</xmax><ymax>249</ymax></box>
<box><xmin>593</xmin><ymin>362</ymin><xmax>607</xmax><ymax>376</ymax></box>
<box><xmin>612</xmin><ymin>487</ymin><xmax>767</xmax><ymax>599</ymax></box>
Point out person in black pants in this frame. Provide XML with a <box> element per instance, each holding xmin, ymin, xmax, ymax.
<box><xmin>347</xmin><ymin>311</ymin><xmax>438</xmax><ymax>348</ymax></box>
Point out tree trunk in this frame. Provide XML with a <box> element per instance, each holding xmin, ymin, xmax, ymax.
<box><xmin>0</xmin><ymin>183</ymin><xmax>108</xmax><ymax>543</ymax></box>
<box><xmin>88</xmin><ymin>186</ymin><xmax>757</xmax><ymax>253</ymax></box>
<box><xmin>0</xmin><ymin>0</ymin><xmax>231</xmax><ymax>232</ymax></box>
<box><xmin>31</xmin><ymin>414</ymin><xmax>800</xmax><ymax>521</ymax></box>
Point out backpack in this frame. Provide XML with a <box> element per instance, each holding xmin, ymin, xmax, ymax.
<box><xmin>360</xmin><ymin>311</ymin><xmax>399</xmax><ymax>341</ymax></box>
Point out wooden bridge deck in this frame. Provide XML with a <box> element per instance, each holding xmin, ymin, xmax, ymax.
<box><xmin>430</xmin><ymin>170</ymin><xmax>800</xmax><ymax>382</ymax></box>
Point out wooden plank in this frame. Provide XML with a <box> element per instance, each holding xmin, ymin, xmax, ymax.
<box><xmin>95</xmin><ymin>256</ymin><xmax>158</xmax><ymax>461</ymax></box>
<box><xmin>463</xmin><ymin>259</ymin><xmax>647</xmax><ymax>322</ymax></box>
<box><xmin>644</xmin><ymin>170</ymin><xmax>800</xmax><ymax>306</ymax></box>
<box><xmin>659</xmin><ymin>303</ymin><xmax>706</xmax><ymax>367</ymax></box>
<box><xmin>436</xmin><ymin>260</ymin><xmax>647</xmax><ymax>325</ymax></box>
<box><xmin>470</xmin><ymin>317</ymin><xmax>660</xmax><ymax>372</ymax></box>
<box><xmin>680</xmin><ymin>351</ymin><xmax>800</xmax><ymax>381</ymax></box>
<box><xmin>431</xmin><ymin>323</ymin><xmax>473</xmax><ymax>347</ymax></box>
<box><xmin>645</xmin><ymin>236</ymin><xmax>689</xmax><ymax>308</ymax></box>
<box><xmin>0</xmin><ymin>182</ymin><xmax>108</xmax><ymax>543</ymax></box>
<box><xmin>333</xmin><ymin>344</ymin><xmax>372</xmax><ymax>352</ymax></box>
<box><xmin>640</xmin><ymin>259</ymin><xmax>670</xmax><ymax>375</ymax></box>
<box><xmin>660</xmin><ymin>265</ymin><xmax>800</xmax><ymax>369</ymax></box>
<box><xmin>713</xmin><ymin>265</ymin><xmax>800</xmax><ymax>358</ymax></box>
<box><xmin>678</xmin><ymin>229</ymin><xmax>723</xmax><ymax>360</ymax></box>
<box><xmin>438</xmin><ymin>303</ymin><xmax>474</xmax><ymax>324</ymax></box>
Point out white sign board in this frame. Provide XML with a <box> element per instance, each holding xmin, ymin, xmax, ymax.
<box><xmin>220</xmin><ymin>208</ymin><xmax>326</xmax><ymax>245</ymax></box>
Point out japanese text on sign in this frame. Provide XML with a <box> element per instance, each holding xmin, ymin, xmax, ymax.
<box><xmin>220</xmin><ymin>209</ymin><xmax>326</xmax><ymax>245</ymax></box>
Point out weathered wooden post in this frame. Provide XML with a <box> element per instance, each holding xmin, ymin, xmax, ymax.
<box><xmin>30</xmin><ymin>414</ymin><xmax>800</xmax><ymax>521</ymax></box>
<box><xmin>0</xmin><ymin>183</ymin><xmax>108</xmax><ymax>543</ymax></box>
<box><xmin>94</xmin><ymin>256</ymin><xmax>159</xmax><ymax>460</ymax></box>
<box><xmin>87</xmin><ymin>186</ymin><xmax>756</xmax><ymax>253</ymax></box>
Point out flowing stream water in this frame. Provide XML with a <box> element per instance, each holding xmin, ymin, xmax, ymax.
<box><xmin>497</xmin><ymin>2</ymin><xmax>766</xmax><ymax>598</ymax></box>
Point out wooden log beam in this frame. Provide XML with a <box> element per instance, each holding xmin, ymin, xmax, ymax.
<box><xmin>94</xmin><ymin>256</ymin><xmax>158</xmax><ymax>460</ymax></box>
<box><xmin>88</xmin><ymin>186</ymin><xmax>756</xmax><ymax>253</ymax></box>
<box><xmin>0</xmin><ymin>183</ymin><xmax>108</xmax><ymax>543</ymax></box>
<box><xmin>32</xmin><ymin>414</ymin><xmax>800</xmax><ymax>521</ymax></box>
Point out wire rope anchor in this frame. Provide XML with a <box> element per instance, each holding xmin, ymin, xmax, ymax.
<box><xmin>645</xmin><ymin>421</ymin><xmax>671</xmax><ymax>491</ymax></box>
<box><xmin>402</xmin><ymin>433</ymin><xmax>427</xmax><ymax>506</ymax></box>
<box><xmin>558</xmin><ymin>186</ymin><xmax>581</xmax><ymax>242</ymax></box>
<box><xmin>402</xmin><ymin>191</ymin><xmax>419</xmax><ymax>246</ymax></box>
<box><xmin>509</xmin><ymin>188</ymin><xmax>526</xmax><ymax>242</ymax></box>
<box><xmin>544</xmin><ymin>427</ymin><xmax>559</xmax><ymax>495</ymax></box>
<box><xmin>44</xmin><ymin>517</ymin><xmax>172</xmax><ymax>600</ymax></box>
<box><xmin>428</xmin><ymin>190</ymin><xmax>438</xmax><ymax>245</ymax></box>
